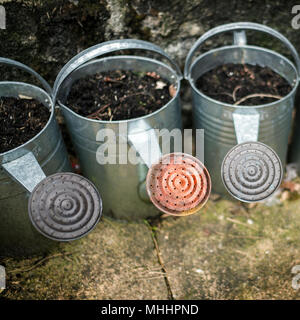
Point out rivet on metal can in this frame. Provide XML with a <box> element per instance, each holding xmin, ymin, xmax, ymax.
<box><xmin>221</xmin><ymin>141</ymin><xmax>283</xmax><ymax>202</ymax></box>
<box><xmin>146</xmin><ymin>153</ymin><xmax>211</xmax><ymax>216</ymax></box>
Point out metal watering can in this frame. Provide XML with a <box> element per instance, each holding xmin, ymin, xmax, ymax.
<box><xmin>185</xmin><ymin>22</ymin><xmax>300</xmax><ymax>202</ymax></box>
<box><xmin>53</xmin><ymin>39</ymin><xmax>211</xmax><ymax>219</ymax></box>
<box><xmin>0</xmin><ymin>58</ymin><xmax>102</xmax><ymax>256</ymax></box>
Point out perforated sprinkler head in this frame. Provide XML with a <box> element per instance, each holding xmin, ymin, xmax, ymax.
<box><xmin>221</xmin><ymin>141</ymin><xmax>283</xmax><ymax>202</ymax></box>
<box><xmin>146</xmin><ymin>153</ymin><xmax>211</xmax><ymax>216</ymax></box>
<box><xmin>28</xmin><ymin>172</ymin><xmax>102</xmax><ymax>241</ymax></box>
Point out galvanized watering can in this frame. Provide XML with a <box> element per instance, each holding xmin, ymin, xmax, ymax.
<box><xmin>185</xmin><ymin>22</ymin><xmax>300</xmax><ymax>202</ymax></box>
<box><xmin>0</xmin><ymin>58</ymin><xmax>102</xmax><ymax>256</ymax></box>
<box><xmin>53</xmin><ymin>39</ymin><xmax>211</xmax><ymax>219</ymax></box>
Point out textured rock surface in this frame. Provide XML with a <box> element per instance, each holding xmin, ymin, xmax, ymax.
<box><xmin>0</xmin><ymin>0</ymin><xmax>299</xmax><ymax>84</ymax></box>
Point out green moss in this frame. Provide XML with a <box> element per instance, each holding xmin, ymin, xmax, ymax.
<box><xmin>156</xmin><ymin>197</ymin><xmax>300</xmax><ymax>299</ymax></box>
<box><xmin>2</xmin><ymin>196</ymin><xmax>300</xmax><ymax>300</ymax></box>
<box><xmin>0</xmin><ymin>217</ymin><xmax>168</xmax><ymax>300</ymax></box>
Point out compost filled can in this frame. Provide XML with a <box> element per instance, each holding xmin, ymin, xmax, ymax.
<box><xmin>53</xmin><ymin>40</ymin><xmax>184</xmax><ymax>220</ymax></box>
<box><xmin>185</xmin><ymin>22</ymin><xmax>300</xmax><ymax>196</ymax></box>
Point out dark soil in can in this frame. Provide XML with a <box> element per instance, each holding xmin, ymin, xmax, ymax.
<box><xmin>66</xmin><ymin>70</ymin><xmax>175</xmax><ymax>121</ymax></box>
<box><xmin>0</xmin><ymin>96</ymin><xmax>50</xmax><ymax>153</ymax></box>
<box><xmin>196</xmin><ymin>63</ymin><xmax>293</xmax><ymax>106</ymax></box>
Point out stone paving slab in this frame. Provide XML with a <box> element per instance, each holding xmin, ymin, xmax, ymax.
<box><xmin>157</xmin><ymin>199</ymin><xmax>300</xmax><ymax>299</ymax></box>
<box><xmin>0</xmin><ymin>217</ymin><xmax>167</xmax><ymax>300</ymax></box>
<box><xmin>1</xmin><ymin>198</ymin><xmax>300</xmax><ymax>300</ymax></box>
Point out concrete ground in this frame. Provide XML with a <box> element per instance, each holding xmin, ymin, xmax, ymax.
<box><xmin>1</xmin><ymin>186</ymin><xmax>300</xmax><ymax>300</ymax></box>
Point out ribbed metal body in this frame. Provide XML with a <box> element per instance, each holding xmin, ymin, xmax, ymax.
<box><xmin>54</xmin><ymin>40</ymin><xmax>182</xmax><ymax>220</ymax></box>
<box><xmin>185</xmin><ymin>23</ymin><xmax>299</xmax><ymax>195</ymax></box>
<box><xmin>0</xmin><ymin>62</ymin><xmax>71</xmax><ymax>256</ymax></box>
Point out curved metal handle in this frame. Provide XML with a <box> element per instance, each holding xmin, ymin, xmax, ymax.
<box><xmin>184</xmin><ymin>22</ymin><xmax>300</xmax><ymax>79</ymax></box>
<box><xmin>0</xmin><ymin>57</ymin><xmax>52</xmax><ymax>94</ymax></box>
<box><xmin>53</xmin><ymin>39</ymin><xmax>182</xmax><ymax>103</ymax></box>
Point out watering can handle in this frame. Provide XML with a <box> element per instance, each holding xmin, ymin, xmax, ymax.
<box><xmin>53</xmin><ymin>39</ymin><xmax>182</xmax><ymax>102</ymax></box>
<box><xmin>0</xmin><ymin>57</ymin><xmax>52</xmax><ymax>94</ymax></box>
<box><xmin>184</xmin><ymin>22</ymin><xmax>300</xmax><ymax>79</ymax></box>
<box><xmin>52</xmin><ymin>39</ymin><xmax>182</xmax><ymax>103</ymax></box>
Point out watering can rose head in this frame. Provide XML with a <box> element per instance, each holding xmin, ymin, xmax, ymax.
<box><xmin>221</xmin><ymin>142</ymin><xmax>283</xmax><ymax>202</ymax></box>
<box><xmin>146</xmin><ymin>153</ymin><xmax>211</xmax><ymax>216</ymax></box>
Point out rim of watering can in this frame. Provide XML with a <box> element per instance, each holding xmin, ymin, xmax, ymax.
<box><xmin>0</xmin><ymin>82</ymin><xmax>55</xmax><ymax>162</ymax></box>
<box><xmin>53</xmin><ymin>39</ymin><xmax>183</xmax><ymax>105</ymax></box>
<box><xmin>0</xmin><ymin>58</ymin><xmax>55</xmax><ymax>162</ymax></box>
<box><xmin>184</xmin><ymin>22</ymin><xmax>300</xmax><ymax>79</ymax></box>
<box><xmin>187</xmin><ymin>45</ymin><xmax>299</xmax><ymax>110</ymax></box>
<box><xmin>57</xmin><ymin>55</ymin><xmax>182</xmax><ymax>125</ymax></box>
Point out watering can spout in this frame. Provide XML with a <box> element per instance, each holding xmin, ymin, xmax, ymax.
<box><xmin>2</xmin><ymin>151</ymin><xmax>102</xmax><ymax>242</ymax></box>
<box><xmin>128</xmin><ymin>124</ymin><xmax>211</xmax><ymax>215</ymax></box>
<box><xmin>222</xmin><ymin>110</ymin><xmax>283</xmax><ymax>203</ymax></box>
<box><xmin>232</xmin><ymin>109</ymin><xmax>260</xmax><ymax>144</ymax></box>
<box><xmin>2</xmin><ymin>152</ymin><xmax>46</xmax><ymax>193</ymax></box>
<box><xmin>222</xmin><ymin>141</ymin><xmax>283</xmax><ymax>203</ymax></box>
